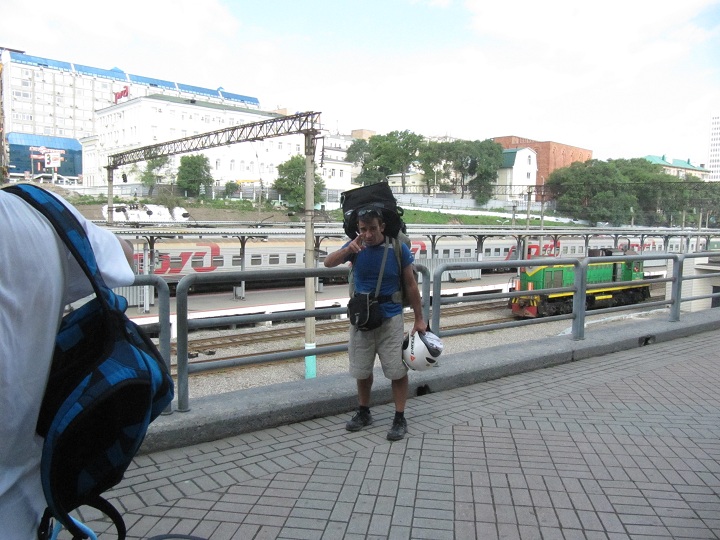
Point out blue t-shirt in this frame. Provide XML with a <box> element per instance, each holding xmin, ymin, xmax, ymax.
<box><xmin>345</xmin><ymin>237</ymin><xmax>414</xmax><ymax>318</ymax></box>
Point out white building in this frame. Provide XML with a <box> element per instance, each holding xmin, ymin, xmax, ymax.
<box><xmin>387</xmin><ymin>171</ymin><xmax>428</xmax><ymax>194</ymax></box>
<box><xmin>84</xmin><ymin>95</ymin><xmax>355</xmax><ymax>202</ymax></box>
<box><xmin>83</xmin><ymin>94</ymin><xmax>305</xmax><ymax>189</ymax></box>
<box><xmin>0</xmin><ymin>48</ymin><xmax>258</xmax><ymax>181</ymax></box>
<box><xmin>495</xmin><ymin>148</ymin><xmax>538</xmax><ymax>202</ymax></box>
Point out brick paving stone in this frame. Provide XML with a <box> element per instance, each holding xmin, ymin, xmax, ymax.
<box><xmin>68</xmin><ymin>330</ymin><xmax>720</xmax><ymax>538</ymax></box>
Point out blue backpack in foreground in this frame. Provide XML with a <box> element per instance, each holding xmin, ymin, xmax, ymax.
<box><xmin>6</xmin><ymin>184</ymin><xmax>174</xmax><ymax>540</ymax></box>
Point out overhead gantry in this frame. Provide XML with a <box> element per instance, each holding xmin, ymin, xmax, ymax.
<box><xmin>105</xmin><ymin>111</ymin><xmax>324</xmax><ymax>381</ymax></box>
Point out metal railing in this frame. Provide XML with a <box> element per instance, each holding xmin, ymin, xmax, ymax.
<box><xmin>173</xmin><ymin>266</ymin><xmax>431</xmax><ymax>411</ymax></box>
<box><xmin>130</xmin><ymin>274</ymin><xmax>172</xmax><ymax>413</ymax></box>
<box><xmin>162</xmin><ymin>252</ymin><xmax>720</xmax><ymax>412</ymax></box>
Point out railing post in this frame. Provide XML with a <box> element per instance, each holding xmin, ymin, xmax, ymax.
<box><xmin>175</xmin><ymin>274</ymin><xmax>196</xmax><ymax>412</ymax></box>
<box><xmin>669</xmin><ymin>254</ymin><xmax>683</xmax><ymax>322</ymax></box>
<box><xmin>571</xmin><ymin>259</ymin><xmax>588</xmax><ymax>340</ymax></box>
<box><xmin>132</xmin><ymin>274</ymin><xmax>173</xmax><ymax>414</ymax></box>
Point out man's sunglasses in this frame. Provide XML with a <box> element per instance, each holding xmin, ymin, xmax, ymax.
<box><xmin>357</xmin><ymin>207</ymin><xmax>381</xmax><ymax>218</ymax></box>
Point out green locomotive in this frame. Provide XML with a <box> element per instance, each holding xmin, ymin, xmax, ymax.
<box><xmin>510</xmin><ymin>249</ymin><xmax>650</xmax><ymax>318</ymax></box>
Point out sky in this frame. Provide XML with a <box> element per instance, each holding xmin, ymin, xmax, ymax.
<box><xmin>2</xmin><ymin>0</ymin><xmax>719</xmax><ymax>164</ymax></box>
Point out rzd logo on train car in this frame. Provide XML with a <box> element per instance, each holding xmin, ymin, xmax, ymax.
<box><xmin>152</xmin><ymin>242</ymin><xmax>220</xmax><ymax>274</ymax></box>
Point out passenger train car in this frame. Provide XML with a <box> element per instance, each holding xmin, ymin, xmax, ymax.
<box><xmin>128</xmin><ymin>234</ymin><xmax>691</xmax><ymax>292</ymax></box>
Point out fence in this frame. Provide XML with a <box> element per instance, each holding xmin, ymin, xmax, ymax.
<box><xmin>137</xmin><ymin>253</ymin><xmax>720</xmax><ymax>413</ymax></box>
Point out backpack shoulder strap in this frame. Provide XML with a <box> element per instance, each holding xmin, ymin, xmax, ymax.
<box><xmin>4</xmin><ymin>184</ymin><xmax>116</xmax><ymax>311</ymax></box>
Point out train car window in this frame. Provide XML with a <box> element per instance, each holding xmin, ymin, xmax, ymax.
<box><xmin>562</xmin><ymin>246</ymin><xmax>568</xmax><ymax>254</ymax></box>
<box><xmin>570</xmin><ymin>246</ymin><xmax>577</xmax><ymax>254</ymax></box>
<box><xmin>419</xmin><ymin>248</ymin><xmax>427</xmax><ymax>256</ymax></box>
<box><xmin>484</xmin><ymin>248</ymin><xmax>492</xmax><ymax>256</ymax></box>
<box><xmin>442</xmin><ymin>249</ymin><xmax>450</xmax><ymax>258</ymax></box>
<box><xmin>454</xmin><ymin>249</ymin><xmax>461</xmax><ymax>257</ymax></box>
<box><xmin>577</xmin><ymin>246</ymin><xmax>584</xmax><ymax>254</ymax></box>
<box><xmin>191</xmin><ymin>255</ymin><xmax>205</xmax><ymax>268</ymax></box>
<box><xmin>232</xmin><ymin>255</ymin><xmax>243</xmax><ymax>266</ymax></box>
<box><xmin>464</xmin><ymin>249</ymin><xmax>472</xmax><ymax>257</ymax></box>
<box><xmin>502</xmin><ymin>247</ymin><xmax>509</xmax><ymax>255</ymax></box>
<box><xmin>269</xmin><ymin>254</ymin><xmax>280</xmax><ymax>265</ymax></box>
<box><xmin>250</xmin><ymin>254</ymin><xmax>262</xmax><ymax>266</ymax></box>
<box><xmin>170</xmin><ymin>256</ymin><xmax>182</xmax><ymax>270</ymax></box>
<box><xmin>287</xmin><ymin>254</ymin><xmax>297</xmax><ymax>264</ymax></box>
<box><xmin>493</xmin><ymin>248</ymin><xmax>501</xmax><ymax>256</ymax></box>
<box><xmin>212</xmin><ymin>255</ymin><xmax>224</xmax><ymax>266</ymax></box>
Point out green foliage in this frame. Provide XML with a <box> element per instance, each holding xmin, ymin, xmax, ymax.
<box><xmin>154</xmin><ymin>192</ymin><xmax>184</xmax><ymax>214</ymax></box>
<box><xmin>224</xmin><ymin>181</ymin><xmax>239</xmax><ymax>198</ymax></box>
<box><xmin>325</xmin><ymin>206</ymin><xmax>548</xmax><ymax>227</ymax></box>
<box><xmin>68</xmin><ymin>194</ymin><xmax>108</xmax><ymax>205</ymax></box>
<box><xmin>139</xmin><ymin>156</ymin><xmax>171</xmax><ymax>196</ymax></box>
<box><xmin>272</xmin><ymin>155</ymin><xmax>325</xmax><ymax>209</ymax></box>
<box><xmin>345</xmin><ymin>139</ymin><xmax>369</xmax><ymax>167</ymax></box>
<box><xmin>547</xmin><ymin>160</ymin><xmax>636</xmax><ymax>225</ymax></box>
<box><xmin>185</xmin><ymin>198</ymin><xmax>254</xmax><ymax>211</ymax></box>
<box><xmin>176</xmin><ymin>155</ymin><xmax>213</xmax><ymax>197</ymax></box>
<box><xmin>345</xmin><ymin>131</ymin><xmax>423</xmax><ymax>191</ymax></box>
<box><xmin>545</xmin><ymin>158</ymin><xmax>720</xmax><ymax>226</ymax></box>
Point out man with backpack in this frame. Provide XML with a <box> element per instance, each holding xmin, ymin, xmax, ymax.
<box><xmin>0</xmin><ymin>187</ymin><xmax>135</xmax><ymax>539</ymax></box>
<box><xmin>324</xmin><ymin>206</ymin><xmax>425</xmax><ymax>441</ymax></box>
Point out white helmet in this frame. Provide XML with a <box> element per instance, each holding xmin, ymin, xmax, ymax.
<box><xmin>402</xmin><ymin>331</ymin><xmax>443</xmax><ymax>371</ymax></box>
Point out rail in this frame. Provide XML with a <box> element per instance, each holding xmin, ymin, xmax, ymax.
<box><xmin>162</xmin><ymin>253</ymin><xmax>720</xmax><ymax>412</ymax></box>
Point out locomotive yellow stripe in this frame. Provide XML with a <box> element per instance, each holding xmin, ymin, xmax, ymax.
<box><xmin>546</xmin><ymin>284</ymin><xmax>648</xmax><ymax>299</ymax></box>
<box><xmin>524</xmin><ymin>261</ymin><xmax>622</xmax><ymax>278</ymax></box>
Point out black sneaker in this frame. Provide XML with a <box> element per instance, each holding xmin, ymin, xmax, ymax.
<box><xmin>346</xmin><ymin>408</ymin><xmax>373</xmax><ymax>432</ymax></box>
<box><xmin>387</xmin><ymin>417</ymin><xmax>407</xmax><ymax>441</ymax></box>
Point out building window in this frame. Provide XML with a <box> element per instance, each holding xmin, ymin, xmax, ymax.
<box><xmin>215</xmin><ymin>159</ymin><xmax>221</xmax><ymax>170</ymax></box>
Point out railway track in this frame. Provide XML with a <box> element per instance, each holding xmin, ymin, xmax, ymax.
<box><xmin>173</xmin><ymin>301</ymin><xmax>506</xmax><ymax>357</ymax></box>
<box><xmin>171</xmin><ymin>283</ymin><xmax>666</xmax><ymax>377</ymax></box>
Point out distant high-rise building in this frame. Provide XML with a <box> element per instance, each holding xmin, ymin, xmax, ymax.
<box><xmin>709</xmin><ymin>114</ymin><xmax>720</xmax><ymax>182</ymax></box>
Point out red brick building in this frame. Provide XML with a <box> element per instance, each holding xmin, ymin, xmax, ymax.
<box><xmin>493</xmin><ymin>136</ymin><xmax>592</xmax><ymax>200</ymax></box>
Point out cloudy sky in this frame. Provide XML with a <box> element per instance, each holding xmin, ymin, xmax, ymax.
<box><xmin>2</xmin><ymin>0</ymin><xmax>719</xmax><ymax>163</ymax></box>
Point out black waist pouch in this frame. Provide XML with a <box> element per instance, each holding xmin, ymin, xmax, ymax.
<box><xmin>348</xmin><ymin>293</ymin><xmax>383</xmax><ymax>331</ymax></box>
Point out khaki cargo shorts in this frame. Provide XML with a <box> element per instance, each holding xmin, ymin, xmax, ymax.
<box><xmin>348</xmin><ymin>313</ymin><xmax>407</xmax><ymax>380</ymax></box>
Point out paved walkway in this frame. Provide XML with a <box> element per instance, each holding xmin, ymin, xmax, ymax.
<box><xmin>71</xmin><ymin>327</ymin><xmax>720</xmax><ymax>540</ymax></box>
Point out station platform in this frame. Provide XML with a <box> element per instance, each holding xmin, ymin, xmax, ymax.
<box><xmin>127</xmin><ymin>274</ymin><xmax>513</xmax><ymax>336</ymax></box>
<box><xmin>74</xmin><ymin>307</ymin><xmax>720</xmax><ymax>539</ymax></box>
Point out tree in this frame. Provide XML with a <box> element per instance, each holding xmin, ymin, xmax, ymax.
<box><xmin>443</xmin><ymin>139</ymin><xmax>503</xmax><ymax>203</ymax></box>
<box><xmin>176</xmin><ymin>155</ymin><xmax>213</xmax><ymax>197</ymax></box>
<box><xmin>138</xmin><ymin>156</ymin><xmax>171</xmax><ymax>196</ymax></box>
<box><xmin>345</xmin><ymin>138</ymin><xmax>369</xmax><ymax>168</ymax></box>
<box><xmin>378</xmin><ymin>130</ymin><xmax>424</xmax><ymax>193</ymax></box>
<box><xmin>547</xmin><ymin>160</ymin><xmax>637</xmax><ymax>225</ymax></box>
<box><xmin>417</xmin><ymin>141</ymin><xmax>450</xmax><ymax>194</ymax></box>
<box><xmin>273</xmin><ymin>155</ymin><xmax>325</xmax><ymax>210</ymax></box>
<box><xmin>224</xmin><ymin>181</ymin><xmax>240</xmax><ymax>198</ymax></box>
<box><xmin>609</xmin><ymin>158</ymin><xmax>680</xmax><ymax>226</ymax></box>
<box><xmin>345</xmin><ymin>131</ymin><xmax>423</xmax><ymax>190</ymax></box>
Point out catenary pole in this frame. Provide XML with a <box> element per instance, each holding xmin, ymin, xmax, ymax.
<box><xmin>304</xmin><ymin>132</ymin><xmax>317</xmax><ymax>378</ymax></box>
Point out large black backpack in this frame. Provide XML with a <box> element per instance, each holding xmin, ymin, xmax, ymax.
<box><xmin>342</xmin><ymin>183</ymin><xmax>418</xmax><ymax>307</ymax></box>
<box><xmin>341</xmin><ymin>182</ymin><xmax>406</xmax><ymax>240</ymax></box>
<box><xmin>6</xmin><ymin>184</ymin><xmax>174</xmax><ymax>540</ymax></box>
